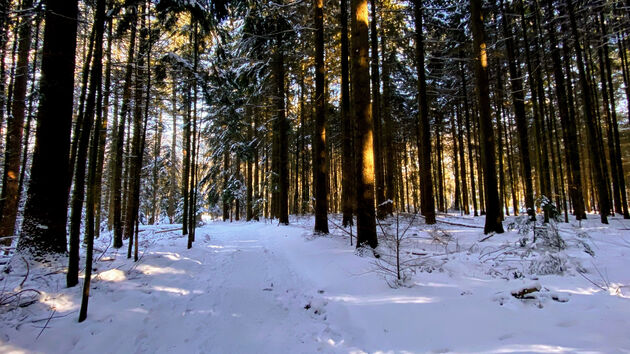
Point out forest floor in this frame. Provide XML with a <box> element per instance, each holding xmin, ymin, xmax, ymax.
<box><xmin>1</xmin><ymin>213</ymin><xmax>630</xmax><ymax>353</ymax></box>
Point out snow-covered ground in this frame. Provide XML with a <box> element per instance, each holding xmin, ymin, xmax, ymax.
<box><xmin>1</xmin><ymin>213</ymin><xmax>629</xmax><ymax>353</ymax></box>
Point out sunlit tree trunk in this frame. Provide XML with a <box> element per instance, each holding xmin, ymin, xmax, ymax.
<box><xmin>469</xmin><ymin>0</ymin><xmax>503</xmax><ymax>234</ymax></box>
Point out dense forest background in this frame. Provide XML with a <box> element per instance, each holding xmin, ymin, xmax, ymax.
<box><xmin>0</xmin><ymin>0</ymin><xmax>629</xmax><ymax>282</ymax></box>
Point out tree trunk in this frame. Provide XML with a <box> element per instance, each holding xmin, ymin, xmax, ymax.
<box><xmin>168</xmin><ymin>74</ymin><xmax>178</xmax><ymax>223</ymax></box>
<box><xmin>501</xmin><ymin>0</ymin><xmax>534</xmax><ymax>218</ymax></box>
<box><xmin>274</xmin><ymin>33</ymin><xmax>289</xmax><ymax>225</ymax></box>
<box><xmin>370</xmin><ymin>0</ymin><xmax>386</xmax><ymax>219</ymax></box>
<box><xmin>460</xmin><ymin>62</ymin><xmax>478</xmax><ymax>217</ymax></box>
<box><xmin>543</xmin><ymin>0</ymin><xmax>585</xmax><ymax>220</ymax></box>
<box><xmin>78</xmin><ymin>0</ymin><xmax>106</xmax><ymax>320</ymax></box>
<box><xmin>0</xmin><ymin>0</ymin><xmax>33</xmax><ymax>244</ymax></box>
<box><xmin>469</xmin><ymin>0</ymin><xmax>504</xmax><ymax>234</ymax></box>
<box><xmin>112</xmin><ymin>9</ymin><xmax>137</xmax><ymax>248</ymax></box>
<box><xmin>223</xmin><ymin>147</ymin><xmax>230</xmax><ymax>221</ymax></box>
<box><xmin>247</xmin><ymin>107</ymin><xmax>254</xmax><ymax>221</ymax></box>
<box><xmin>18</xmin><ymin>0</ymin><xmax>79</xmax><ymax>255</ymax></box>
<box><xmin>94</xmin><ymin>15</ymin><xmax>114</xmax><ymax>238</ymax></box>
<box><xmin>456</xmin><ymin>105</ymin><xmax>469</xmax><ymax>215</ymax></box>
<box><xmin>380</xmin><ymin>23</ymin><xmax>396</xmax><ymax>216</ymax></box>
<box><xmin>351</xmin><ymin>0</ymin><xmax>377</xmax><ymax>249</ymax></box>
<box><xmin>602</xmin><ymin>17</ymin><xmax>629</xmax><ymax>219</ymax></box>
<box><xmin>124</xmin><ymin>5</ymin><xmax>147</xmax><ymax>245</ymax></box>
<box><xmin>413</xmin><ymin>0</ymin><xmax>436</xmax><ymax>224</ymax></box>
<box><xmin>67</xmin><ymin>0</ymin><xmax>106</xmax><ymax>287</ymax></box>
<box><xmin>313</xmin><ymin>0</ymin><xmax>329</xmax><ymax>233</ymax></box>
<box><xmin>340</xmin><ymin>0</ymin><xmax>354</xmax><ymax>226</ymax></box>
<box><xmin>566</xmin><ymin>0</ymin><xmax>609</xmax><ymax>224</ymax></box>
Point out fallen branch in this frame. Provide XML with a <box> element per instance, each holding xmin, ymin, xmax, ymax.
<box><xmin>154</xmin><ymin>228</ymin><xmax>181</xmax><ymax>234</ymax></box>
<box><xmin>19</xmin><ymin>256</ymin><xmax>29</xmax><ymax>288</ymax></box>
<box><xmin>479</xmin><ymin>233</ymin><xmax>495</xmax><ymax>243</ymax></box>
<box><xmin>511</xmin><ymin>284</ymin><xmax>541</xmax><ymax>299</ymax></box>
<box><xmin>36</xmin><ymin>308</ymin><xmax>56</xmax><ymax>340</ymax></box>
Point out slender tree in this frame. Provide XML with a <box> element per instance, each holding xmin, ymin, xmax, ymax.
<box><xmin>413</xmin><ymin>0</ymin><xmax>436</xmax><ymax>224</ymax></box>
<box><xmin>0</xmin><ymin>0</ymin><xmax>34</xmax><ymax>244</ymax></box>
<box><xmin>340</xmin><ymin>0</ymin><xmax>354</xmax><ymax>227</ymax></box>
<box><xmin>313</xmin><ymin>0</ymin><xmax>329</xmax><ymax>233</ymax></box>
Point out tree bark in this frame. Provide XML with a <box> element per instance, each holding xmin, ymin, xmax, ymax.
<box><xmin>0</xmin><ymin>0</ymin><xmax>33</xmax><ymax>244</ymax></box>
<box><xmin>18</xmin><ymin>0</ymin><xmax>79</xmax><ymax>255</ymax></box>
<box><xmin>313</xmin><ymin>0</ymin><xmax>329</xmax><ymax>233</ymax></box>
<box><xmin>501</xmin><ymin>0</ymin><xmax>534</xmax><ymax>218</ymax></box>
<box><xmin>112</xmin><ymin>9</ymin><xmax>137</xmax><ymax>248</ymax></box>
<box><xmin>352</xmin><ymin>0</ymin><xmax>378</xmax><ymax>248</ymax></box>
<box><xmin>340</xmin><ymin>0</ymin><xmax>354</xmax><ymax>226</ymax></box>
<box><xmin>413</xmin><ymin>0</ymin><xmax>436</xmax><ymax>224</ymax></box>
<box><xmin>566</xmin><ymin>0</ymin><xmax>609</xmax><ymax>224</ymax></box>
<box><xmin>469</xmin><ymin>0</ymin><xmax>504</xmax><ymax>234</ymax></box>
<box><xmin>370</xmin><ymin>0</ymin><xmax>386</xmax><ymax>219</ymax></box>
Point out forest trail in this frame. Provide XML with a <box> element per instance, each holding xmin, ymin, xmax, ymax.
<box><xmin>3</xmin><ymin>218</ymin><xmax>630</xmax><ymax>353</ymax></box>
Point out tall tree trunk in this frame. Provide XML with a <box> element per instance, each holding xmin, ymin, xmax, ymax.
<box><xmin>188</xmin><ymin>19</ymin><xmax>199</xmax><ymax>246</ymax></box>
<box><xmin>68</xmin><ymin>27</ymin><xmax>96</xmax><ymax>192</ymax></box>
<box><xmin>530</xmin><ymin>1</ymin><xmax>553</xmax><ymax>221</ymax></box>
<box><xmin>223</xmin><ymin>148</ymin><xmax>230</xmax><ymax>221</ymax></box>
<box><xmin>0</xmin><ymin>0</ymin><xmax>9</xmax><ymax>138</ymax></box>
<box><xmin>566</xmin><ymin>0</ymin><xmax>609</xmax><ymax>224</ymax></box>
<box><xmin>18</xmin><ymin>15</ymin><xmax>42</xmax><ymax>208</ymax></box>
<box><xmin>451</xmin><ymin>115</ymin><xmax>461</xmax><ymax>212</ymax></box>
<box><xmin>112</xmin><ymin>9</ymin><xmax>137</xmax><ymax>248</ymax></box>
<box><xmin>94</xmin><ymin>14</ymin><xmax>114</xmax><ymax>239</ymax></box>
<box><xmin>18</xmin><ymin>0</ymin><xmax>79</xmax><ymax>255</ymax></box>
<box><xmin>602</xmin><ymin>17</ymin><xmax>629</xmax><ymax>219</ymax></box>
<box><xmin>501</xmin><ymin>0</ymin><xmax>534</xmax><ymax>218</ymax></box>
<box><xmin>79</xmin><ymin>0</ymin><xmax>106</xmax><ymax>320</ymax></box>
<box><xmin>543</xmin><ymin>0</ymin><xmax>585</xmax><ymax>220</ymax></box>
<box><xmin>124</xmin><ymin>5</ymin><xmax>147</xmax><ymax>245</ymax></box>
<box><xmin>460</xmin><ymin>62</ymin><xmax>478</xmax><ymax>217</ymax></box>
<box><xmin>435</xmin><ymin>113</ymin><xmax>445</xmax><ymax>213</ymax></box>
<box><xmin>494</xmin><ymin>58</ymin><xmax>506</xmax><ymax>219</ymax></box>
<box><xmin>247</xmin><ymin>107</ymin><xmax>254</xmax><ymax>221</ymax></box>
<box><xmin>313</xmin><ymin>0</ymin><xmax>329</xmax><ymax>233</ymax></box>
<box><xmin>274</xmin><ymin>33</ymin><xmax>289</xmax><ymax>225</ymax></box>
<box><xmin>0</xmin><ymin>0</ymin><xmax>33</xmax><ymax>244</ymax></box>
<box><xmin>340</xmin><ymin>0</ymin><xmax>354</xmax><ymax>226</ymax></box>
<box><xmin>150</xmin><ymin>111</ymin><xmax>162</xmax><ymax>224</ymax></box>
<box><xmin>182</xmin><ymin>86</ymin><xmax>190</xmax><ymax>230</ymax></box>
<box><xmin>456</xmin><ymin>105</ymin><xmax>469</xmax><ymax>215</ymax></box>
<box><xmin>380</xmin><ymin>23</ymin><xmax>396</xmax><ymax>216</ymax></box>
<box><xmin>67</xmin><ymin>0</ymin><xmax>106</xmax><ymax>287</ymax></box>
<box><xmin>469</xmin><ymin>0</ymin><xmax>503</xmax><ymax>234</ymax></box>
<box><xmin>504</xmin><ymin>112</ymin><xmax>519</xmax><ymax>215</ymax></box>
<box><xmin>253</xmin><ymin>111</ymin><xmax>260</xmax><ymax>221</ymax></box>
<box><xmin>370</xmin><ymin>0</ymin><xmax>386</xmax><ymax>219</ymax></box>
<box><xmin>413</xmin><ymin>0</ymin><xmax>436</xmax><ymax>224</ymax></box>
<box><xmin>351</xmin><ymin>0</ymin><xmax>377</xmax><ymax>248</ymax></box>
<box><xmin>168</xmin><ymin>74</ymin><xmax>177</xmax><ymax>223</ymax></box>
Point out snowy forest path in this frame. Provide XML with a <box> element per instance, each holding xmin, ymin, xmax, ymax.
<box><xmin>3</xmin><ymin>218</ymin><xmax>630</xmax><ymax>353</ymax></box>
<box><xmin>91</xmin><ymin>221</ymin><xmax>351</xmax><ymax>353</ymax></box>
